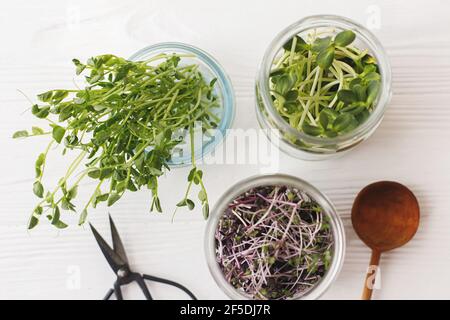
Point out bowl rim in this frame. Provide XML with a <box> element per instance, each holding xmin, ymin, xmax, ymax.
<box><xmin>256</xmin><ymin>14</ymin><xmax>392</xmax><ymax>146</ymax></box>
<box><xmin>129</xmin><ymin>42</ymin><xmax>236</xmax><ymax>166</ymax></box>
<box><xmin>204</xmin><ymin>173</ymin><xmax>346</xmax><ymax>300</ymax></box>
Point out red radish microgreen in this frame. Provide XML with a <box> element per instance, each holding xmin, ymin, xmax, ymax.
<box><xmin>215</xmin><ymin>185</ymin><xmax>333</xmax><ymax>300</ymax></box>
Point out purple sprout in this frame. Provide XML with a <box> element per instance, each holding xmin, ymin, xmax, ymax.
<box><xmin>215</xmin><ymin>185</ymin><xmax>333</xmax><ymax>300</ymax></box>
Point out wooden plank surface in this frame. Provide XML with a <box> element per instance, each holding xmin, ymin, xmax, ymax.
<box><xmin>1</xmin><ymin>0</ymin><xmax>449</xmax><ymax>299</ymax></box>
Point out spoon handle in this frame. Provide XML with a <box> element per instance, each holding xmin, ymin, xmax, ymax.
<box><xmin>362</xmin><ymin>250</ymin><xmax>381</xmax><ymax>300</ymax></box>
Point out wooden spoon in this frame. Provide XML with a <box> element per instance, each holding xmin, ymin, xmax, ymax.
<box><xmin>351</xmin><ymin>181</ymin><xmax>420</xmax><ymax>300</ymax></box>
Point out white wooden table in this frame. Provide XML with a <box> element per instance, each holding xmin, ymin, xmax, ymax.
<box><xmin>1</xmin><ymin>0</ymin><xmax>450</xmax><ymax>300</ymax></box>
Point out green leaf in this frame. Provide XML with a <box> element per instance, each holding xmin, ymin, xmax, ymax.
<box><xmin>35</xmin><ymin>153</ymin><xmax>45</xmax><ymax>178</ymax></box>
<box><xmin>317</xmin><ymin>47</ymin><xmax>335</xmax><ymax>70</ymax></box>
<box><xmin>320</xmin><ymin>108</ymin><xmax>339</xmax><ymax>119</ymax></box>
<box><xmin>311</xmin><ymin>37</ymin><xmax>332</xmax><ymax>52</ymax></box>
<box><xmin>51</xmin><ymin>206</ymin><xmax>61</xmax><ymax>225</ymax></box>
<box><xmin>302</xmin><ymin>123</ymin><xmax>322</xmax><ymax>136</ymax></box>
<box><xmin>176</xmin><ymin>199</ymin><xmax>187</xmax><ymax>207</ymax></box>
<box><xmin>52</xmin><ymin>125</ymin><xmax>66</xmax><ymax>143</ymax></box>
<box><xmin>31</xmin><ymin>104</ymin><xmax>50</xmax><ymax>118</ymax></box>
<box><xmin>198</xmin><ymin>189</ymin><xmax>207</xmax><ymax>202</ymax></box>
<box><xmin>38</xmin><ymin>91</ymin><xmax>54</xmax><ymax>102</ymax></box>
<box><xmin>61</xmin><ymin>197</ymin><xmax>76</xmax><ymax>211</ymax></box>
<box><xmin>147</xmin><ymin>167</ymin><xmax>163</xmax><ymax>176</ymax></box>
<box><xmin>76</xmin><ymin>64</ymin><xmax>86</xmax><ymax>75</ymax></box>
<box><xmin>78</xmin><ymin>209</ymin><xmax>88</xmax><ymax>226</ymax></box>
<box><xmin>107</xmin><ymin>192</ymin><xmax>121</xmax><ymax>206</ymax></box>
<box><xmin>67</xmin><ymin>186</ymin><xmax>78</xmax><ymax>200</ymax></box>
<box><xmin>366</xmin><ymin>80</ymin><xmax>380</xmax><ymax>105</ymax></box>
<box><xmin>114</xmin><ymin>64</ymin><xmax>132</xmax><ymax>82</ymax></box>
<box><xmin>45</xmin><ymin>191</ymin><xmax>54</xmax><ymax>204</ymax></box>
<box><xmin>343</xmin><ymin>118</ymin><xmax>359</xmax><ymax>133</ymax></box>
<box><xmin>362</xmin><ymin>54</ymin><xmax>377</xmax><ymax>65</ymax></box>
<box><xmin>319</xmin><ymin>111</ymin><xmax>330</xmax><ymax>129</ymax></box>
<box><xmin>337</xmin><ymin>90</ymin><xmax>357</xmax><ymax>104</ymax></box>
<box><xmin>365</xmin><ymin>72</ymin><xmax>380</xmax><ymax>82</ymax></box>
<box><xmin>324</xmin><ymin>130</ymin><xmax>338</xmax><ymax>138</ymax></box>
<box><xmin>33</xmin><ymin>181</ymin><xmax>44</xmax><ymax>198</ymax></box>
<box><xmin>49</xmin><ymin>206</ymin><xmax>69</xmax><ymax>228</ymax></box>
<box><xmin>333</xmin><ymin>113</ymin><xmax>355</xmax><ymax>132</ymax></box>
<box><xmin>193</xmin><ymin>170</ymin><xmax>203</xmax><ymax>185</ymax></box>
<box><xmin>187</xmin><ymin>168</ymin><xmax>196</xmax><ymax>182</ymax></box>
<box><xmin>341</xmin><ymin>103</ymin><xmax>367</xmax><ymax>115</ymax></box>
<box><xmin>99</xmin><ymin>168</ymin><xmax>113</xmax><ymax>179</ymax></box>
<box><xmin>60</xmin><ymin>179</ymin><xmax>68</xmax><ymax>194</ymax></box>
<box><xmin>28</xmin><ymin>206</ymin><xmax>43</xmax><ymax>229</ymax></box>
<box><xmin>202</xmin><ymin>203</ymin><xmax>209</xmax><ymax>219</ymax></box>
<box><xmin>363</xmin><ymin>64</ymin><xmax>377</xmax><ymax>75</ymax></box>
<box><xmin>153</xmin><ymin>197</ymin><xmax>162</xmax><ymax>213</ymax></box>
<box><xmin>127</xmin><ymin>180</ymin><xmax>137</xmax><ymax>192</ymax></box>
<box><xmin>209</xmin><ymin>78</ymin><xmax>217</xmax><ymax>88</ymax></box>
<box><xmin>93</xmin><ymin>105</ymin><xmax>107</xmax><ymax>112</ymax></box>
<box><xmin>96</xmin><ymin>193</ymin><xmax>109</xmax><ymax>202</ymax></box>
<box><xmin>356</xmin><ymin>109</ymin><xmax>371</xmax><ymax>124</ymax></box>
<box><xmin>334</xmin><ymin>30</ymin><xmax>356</xmax><ymax>47</ymax></box>
<box><xmin>352</xmin><ymin>84</ymin><xmax>367</xmax><ymax>101</ymax></box>
<box><xmin>92</xmin><ymin>190</ymin><xmax>109</xmax><ymax>208</ymax></box>
<box><xmin>283</xmin><ymin>35</ymin><xmax>307</xmax><ymax>52</ymax></box>
<box><xmin>116</xmin><ymin>181</ymin><xmax>127</xmax><ymax>193</ymax></box>
<box><xmin>284</xmin><ymin>90</ymin><xmax>298</xmax><ymax>102</ymax></box>
<box><xmin>349</xmin><ymin>78</ymin><xmax>362</xmax><ymax>89</ymax></box>
<box><xmin>74</xmin><ymin>97</ymin><xmax>85</xmax><ymax>105</ymax></box>
<box><xmin>28</xmin><ymin>216</ymin><xmax>39</xmax><ymax>229</ymax></box>
<box><xmin>73</xmin><ymin>59</ymin><xmax>86</xmax><ymax>75</ymax></box>
<box><xmin>88</xmin><ymin>168</ymin><xmax>101</xmax><ymax>179</ymax></box>
<box><xmin>275</xmin><ymin>74</ymin><xmax>296</xmax><ymax>95</ymax></box>
<box><xmin>186</xmin><ymin>199</ymin><xmax>195</xmax><ymax>210</ymax></box>
<box><xmin>53</xmin><ymin>220</ymin><xmax>68</xmax><ymax>229</ymax></box>
<box><xmin>12</xmin><ymin>130</ymin><xmax>29</xmax><ymax>139</ymax></box>
<box><xmin>52</xmin><ymin>90</ymin><xmax>69</xmax><ymax>103</ymax></box>
<box><xmin>32</xmin><ymin>127</ymin><xmax>44</xmax><ymax>135</ymax></box>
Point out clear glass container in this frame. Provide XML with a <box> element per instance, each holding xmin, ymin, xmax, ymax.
<box><xmin>204</xmin><ymin>174</ymin><xmax>345</xmax><ymax>300</ymax></box>
<box><xmin>255</xmin><ymin>15</ymin><xmax>392</xmax><ymax>160</ymax></box>
<box><xmin>130</xmin><ymin>42</ymin><xmax>235</xmax><ymax>166</ymax></box>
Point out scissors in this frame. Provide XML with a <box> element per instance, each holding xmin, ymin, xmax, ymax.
<box><xmin>89</xmin><ymin>214</ymin><xmax>197</xmax><ymax>300</ymax></box>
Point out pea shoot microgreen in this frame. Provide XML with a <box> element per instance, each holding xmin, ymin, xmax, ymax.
<box><xmin>14</xmin><ymin>53</ymin><xmax>219</xmax><ymax>229</ymax></box>
<box><xmin>270</xmin><ymin>29</ymin><xmax>381</xmax><ymax>137</ymax></box>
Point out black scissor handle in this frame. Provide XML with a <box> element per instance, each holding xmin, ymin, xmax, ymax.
<box><xmin>104</xmin><ymin>288</ymin><xmax>114</xmax><ymax>300</ymax></box>
<box><xmin>113</xmin><ymin>281</ymin><xmax>123</xmax><ymax>300</ymax></box>
<box><xmin>142</xmin><ymin>274</ymin><xmax>197</xmax><ymax>300</ymax></box>
<box><xmin>104</xmin><ymin>273</ymin><xmax>196</xmax><ymax>300</ymax></box>
<box><xmin>134</xmin><ymin>274</ymin><xmax>153</xmax><ymax>300</ymax></box>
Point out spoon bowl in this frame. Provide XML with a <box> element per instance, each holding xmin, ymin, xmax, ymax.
<box><xmin>351</xmin><ymin>181</ymin><xmax>420</xmax><ymax>299</ymax></box>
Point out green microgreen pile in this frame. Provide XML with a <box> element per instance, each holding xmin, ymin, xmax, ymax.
<box><xmin>215</xmin><ymin>185</ymin><xmax>333</xmax><ymax>300</ymax></box>
<box><xmin>14</xmin><ymin>53</ymin><xmax>219</xmax><ymax>229</ymax></box>
<box><xmin>269</xmin><ymin>29</ymin><xmax>381</xmax><ymax>137</ymax></box>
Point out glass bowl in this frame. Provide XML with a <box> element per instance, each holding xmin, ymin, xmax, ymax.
<box><xmin>130</xmin><ymin>42</ymin><xmax>235</xmax><ymax>166</ymax></box>
<box><xmin>255</xmin><ymin>15</ymin><xmax>392</xmax><ymax>160</ymax></box>
<box><xmin>204</xmin><ymin>174</ymin><xmax>345</xmax><ymax>300</ymax></box>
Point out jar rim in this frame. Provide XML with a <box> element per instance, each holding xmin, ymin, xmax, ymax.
<box><xmin>129</xmin><ymin>42</ymin><xmax>235</xmax><ymax>166</ymax></box>
<box><xmin>256</xmin><ymin>15</ymin><xmax>392</xmax><ymax>145</ymax></box>
<box><xmin>204</xmin><ymin>174</ymin><xmax>346</xmax><ymax>300</ymax></box>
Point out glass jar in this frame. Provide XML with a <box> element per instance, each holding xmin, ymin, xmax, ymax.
<box><xmin>255</xmin><ymin>15</ymin><xmax>392</xmax><ymax>160</ymax></box>
<box><xmin>130</xmin><ymin>42</ymin><xmax>235</xmax><ymax>166</ymax></box>
<box><xmin>204</xmin><ymin>174</ymin><xmax>345</xmax><ymax>300</ymax></box>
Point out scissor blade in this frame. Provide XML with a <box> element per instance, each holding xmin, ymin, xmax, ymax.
<box><xmin>109</xmin><ymin>214</ymin><xmax>128</xmax><ymax>265</ymax></box>
<box><xmin>89</xmin><ymin>222</ymin><xmax>126</xmax><ymax>274</ymax></box>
